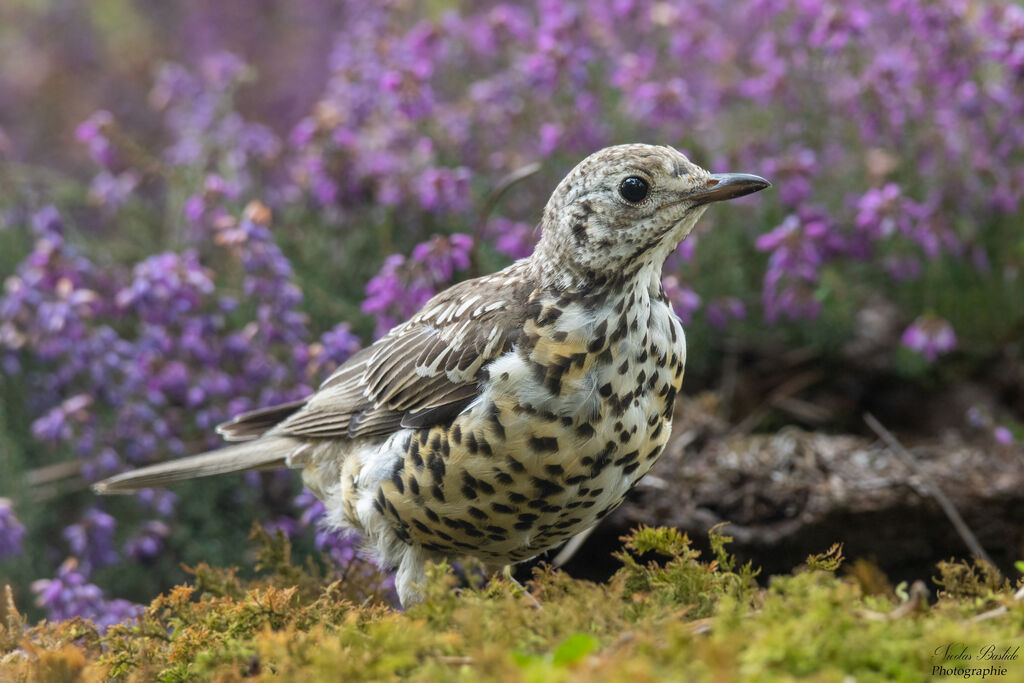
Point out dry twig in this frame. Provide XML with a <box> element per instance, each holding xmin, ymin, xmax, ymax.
<box><xmin>864</xmin><ymin>412</ymin><xmax>994</xmax><ymax>568</ymax></box>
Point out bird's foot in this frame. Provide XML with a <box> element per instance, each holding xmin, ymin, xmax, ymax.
<box><xmin>502</xmin><ymin>565</ymin><xmax>543</xmax><ymax>610</ymax></box>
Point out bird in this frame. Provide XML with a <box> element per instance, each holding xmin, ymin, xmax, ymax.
<box><xmin>94</xmin><ymin>144</ymin><xmax>770</xmax><ymax>606</ymax></box>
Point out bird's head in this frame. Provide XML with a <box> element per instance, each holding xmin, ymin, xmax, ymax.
<box><xmin>533</xmin><ymin>144</ymin><xmax>769</xmax><ymax>288</ymax></box>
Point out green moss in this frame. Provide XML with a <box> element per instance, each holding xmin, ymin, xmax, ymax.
<box><xmin>3</xmin><ymin>527</ymin><xmax>1022</xmax><ymax>682</ymax></box>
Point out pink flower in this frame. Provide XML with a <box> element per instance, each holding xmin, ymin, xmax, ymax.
<box><xmin>901</xmin><ymin>315</ymin><xmax>957</xmax><ymax>361</ymax></box>
<box><xmin>662</xmin><ymin>275</ymin><xmax>701</xmax><ymax>324</ymax></box>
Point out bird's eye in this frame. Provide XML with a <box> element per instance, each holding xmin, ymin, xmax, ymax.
<box><xmin>618</xmin><ymin>176</ymin><xmax>649</xmax><ymax>203</ymax></box>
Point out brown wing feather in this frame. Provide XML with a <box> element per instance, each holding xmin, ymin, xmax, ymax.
<box><xmin>216</xmin><ymin>399</ymin><xmax>308</xmax><ymax>441</ymax></box>
<box><xmin>267</xmin><ymin>265</ymin><xmax>533</xmax><ymax>440</ymax></box>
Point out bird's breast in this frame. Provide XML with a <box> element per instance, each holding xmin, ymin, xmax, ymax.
<box><xmin>369</xmin><ymin>286</ymin><xmax>687</xmax><ymax>564</ymax></box>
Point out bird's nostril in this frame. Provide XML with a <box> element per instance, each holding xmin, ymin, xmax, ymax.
<box><xmin>706</xmin><ymin>178</ymin><xmax>720</xmax><ymax>187</ymax></box>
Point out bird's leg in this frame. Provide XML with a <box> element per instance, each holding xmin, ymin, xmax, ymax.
<box><xmin>502</xmin><ymin>565</ymin><xmax>543</xmax><ymax>610</ymax></box>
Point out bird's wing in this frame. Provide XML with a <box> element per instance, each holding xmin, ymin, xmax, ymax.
<box><xmin>218</xmin><ymin>266</ymin><xmax>534</xmax><ymax>441</ymax></box>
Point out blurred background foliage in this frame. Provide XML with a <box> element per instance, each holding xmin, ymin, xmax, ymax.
<box><xmin>0</xmin><ymin>0</ymin><xmax>1022</xmax><ymax>627</ymax></box>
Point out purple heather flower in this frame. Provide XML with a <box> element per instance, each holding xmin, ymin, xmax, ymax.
<box><xmin>201</xmin><ymin>51</ymin><xmax>248</xmax><ymax>89</ymax></box>
<box><xmin>761</xmin><ymin>147</ymin><xmax>818</xmax><ymax>206</ymax></box>
<box><xmin>63</xmin><ymin>507</ymin><xmax>118</xmax><ymax>570</ymax></box>
<box><xmin>884</xmin><ymin>255</ymin><xmax>923</xmax><ymax>281</ymax></box>
<box><xmin>74</xmin><ymin>110</ymin><xmax>117</xmax><ymax>168</ymax></box>
<box><xmin>854</xmin><ymin>189</ymin><xmax>907</xmax><ymax>241</ymax></box>
<box><xmin>31</xmin><ymin>205</ymin><xmax>64</xmax><ymax>237</ymax></box>
<box><xmin>412</xmin><ymin>233</ymin><xmax>474</xmax><ymax>281</ymax></box>
<box><xmin>662</xmin><ymin>275</ymin><xmax>701</xmax><ymax>324</ymax></box>
<box><xmin>416</xmin><ymin>167</ymin><xmax>473</xmax><ymax>213</ymax></box>
<box><xmin>0</xmin><ymin>498</ymin><xmax>26</xmax><ymax>561</ymax></box>
<box><xmin>901</xmin><ymin>315</ymin><xmax>957</xmax><ymax>361</ymax></box>
<box><xmin>32</xmin><ymin>558</ymin><xmax>144</xmax><ymax>630</ymax></box>
<box><xmin>706</xmin><ymin>297</ymin><xmax>747</xmax><ymax>330</ymax></box>
<box><xmin>264</xmin><ymin>516</ymin><xmax>301</xmax><ymax>539</ymax></box>
<box><xmin>319</xmin><ymin>322</ymin><xmax>362</xmax><ymax>365</ymax></box>
<box><xmin>133</xmin><ymin>488</ymin><xmax>179</xmax><ymax>517</ymax></box>
<box><xmin>88</xmin><ymin>171</ymin><xmax>140</xmax><ymax>208</ymax></box>
<box><xmin>363</xmin><ymin>235</ymin><xmax>474</xmax><ymax>337</ymax></box>
<box><xmin>296</xmin><ymin>489</ymin><xmax>359</xmax><ymax>568</ymax></box>
<box><xmin>487</xmin><ymin>217</ymin><xmax>537</xmax><ymax>261</ymax></box>
<box><xmin>993</xmin><ymin>426</ymin><xmax>1014</xmax><ymax>445</ymax></box>
<box><xmin>124</xmin><ymin>521</ymin><xmax>170</xmax><ymax>560</ymax></box>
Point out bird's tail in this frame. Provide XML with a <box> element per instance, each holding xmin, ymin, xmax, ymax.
<box><xmin>92</xmin><ymin>436</ymin><xmax>297</xmax><ymax>494</ymax></box>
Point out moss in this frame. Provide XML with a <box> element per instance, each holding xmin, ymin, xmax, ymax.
<box><xmin>3</xmin><ymin>527</ymin><xmax>1023</xmax><ymax>682</ymax></box>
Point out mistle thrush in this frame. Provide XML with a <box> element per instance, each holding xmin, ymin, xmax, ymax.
<box><xmin>95</xmin><ymin>144</ymin><xmax>770</xmax><ymax>606</ymax></box>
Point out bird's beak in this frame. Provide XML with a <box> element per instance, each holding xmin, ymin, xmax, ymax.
<box><xmin>689</xmin><ymin>173</ymin><xmax>771</xmax><ymax>206</ymax></box>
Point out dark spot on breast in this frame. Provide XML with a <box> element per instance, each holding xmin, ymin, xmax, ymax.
<box><xmin>428</xmin><ymin>454</ymin><xmax>446</xmax><ymax>482</ymax></box>
<box><xmin>409</xmin><ymin>441</ymin><xmax>423</xmax><ymax>468</ymax></box>
<box><xmin>545</xmin><ymin>464</ymin><xmax>565</xmax><ymax>476</ymax></box>
<box><xmin>662</xmin><ymin>387</ymin><xmax>677</xmax><ymax>417</ymax></box>
<box><xmin>491</xmin><ymin>502</ymin><xmax>515</xmax><ymax>514</ymax></box>
<box><xmin>614</xmin><ymin>450</ymin><xmax>639</xmax><ymax>466</ymax></box>
<box><xmin>468</xmin><ymin>506</ymin><xmax>488</xmax><ymax>520</ymax></box>
<box><xmin>532</xmin><ymin>476</ymin><xmax>564</xmax><ymax>496</ymax></box>
<box><xmin>529</xmin><ymin>435</ymin><xmax>559</xmax><ymax>453</ymax></box>
<box><xmin>587</xmin><ymin>320</ymin><xmax>608</xmax><ymax>352</ymax></box>
<box><xmin>572</xmin><ymin>220</ymin><xmax>587</xmax><ymax>244</ymax></box>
